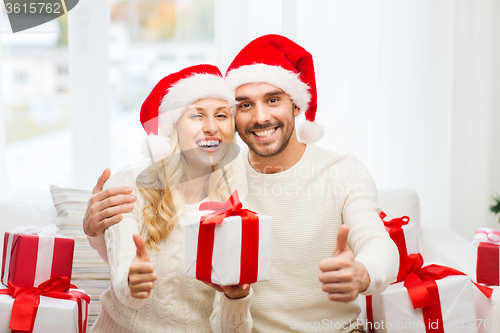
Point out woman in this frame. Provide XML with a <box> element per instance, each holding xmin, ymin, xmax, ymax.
<box><xmin>88</xmin><ymin>65</ymin><xmax>252</xmax><ymax>332</ymax></box>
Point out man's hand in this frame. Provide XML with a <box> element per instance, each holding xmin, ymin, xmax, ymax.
<box><xmin>129</xmin><ymin>234</ymin><xmax>157</xmax><ymax>299</ymax></box>
<box><xmin>204</xmin><ymin>282</ymin><xmax>251</xmax><ymax>299</ymax></box>
<box><xmin>83</xmin><ymin>169</ymin><xmax>137</xmax><ymax>237</ymax></box>
<box><xmin>319</xmin><ymin>225</ymin><xmax>370</xmax><ymax>302</ymax></box>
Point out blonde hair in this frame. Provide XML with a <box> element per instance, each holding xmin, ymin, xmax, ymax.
<box><xmin>138</xmin><ymin>126</ymin><xmax>238</xmax><ymax>251</ymax></box>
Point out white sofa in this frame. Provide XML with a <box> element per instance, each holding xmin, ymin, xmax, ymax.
<box><xmin>1</xmin><ymin>188</ymin><xmax>499</xmax><ymax>332</ymax></box>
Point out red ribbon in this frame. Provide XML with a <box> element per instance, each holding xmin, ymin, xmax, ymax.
<box><xmin>196</xmin><ymin>190</ymin><xmax>260</xmax><ymax>284</ymax></box>
<box><xmin>365</xmin><ymin>253</ymin><xmax>493</xmax><ymax>333</ymax></box>
<box><xmin>0</xmin><ymin>277</ymin><xmax>90</xmax><ymax>333</ymax></box>
<box><xmin>379</xmin><ymin>211</ymin><xmax>411</xmax><ymax>281</ymax></box>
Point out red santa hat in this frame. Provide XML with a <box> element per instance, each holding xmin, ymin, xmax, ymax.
<box><xmin>225</xmin><ymin>34</ymin><xmax>324</xmax><ymax>144</ymax></box>
<box><xmin>140</xmin><ymin>64</ymin><xmax>236</xmax><ymax>161</ymax></box>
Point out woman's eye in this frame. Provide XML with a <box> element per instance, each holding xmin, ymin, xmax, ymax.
<box><xmin>216</xmin><ymin>114</ymin><xmax>228</xmax><ymax>119</ymax></box>
<box><xmin>190</xmin><ymin>114</ymin><xmax>202</xmax><ymax>119</ymax></box>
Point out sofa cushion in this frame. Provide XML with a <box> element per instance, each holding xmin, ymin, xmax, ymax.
<box><xmin>50</xmin><ymin>185</ymin><xmax>109</xmax><ymax>331</ymax></box>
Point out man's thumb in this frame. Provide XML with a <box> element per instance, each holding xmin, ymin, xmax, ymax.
<box><xmin>133</xmin><ymin>234</ymin><xmax>150</xmax><ymax>262</ymax></box>
<box><xmin>333</xmin><ymin>225</ymin><xmax>350</xmax><ymax>257</ymax></box>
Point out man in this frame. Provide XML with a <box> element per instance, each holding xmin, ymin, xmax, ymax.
<box><xmin>85</xmin><ymin>35</ymin><xmax>398</xmax><ymax>332</ymax></box>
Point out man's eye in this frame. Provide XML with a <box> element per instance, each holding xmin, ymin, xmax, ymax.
<box><xmin>268</xmin><ymin>98</ymin><xmax>278</xmax><ymax>104</ymax></box>
<box><xmin>238</xmin><ymin>103</ymin><xmax>251</xmax><ymax>109</ymax></box>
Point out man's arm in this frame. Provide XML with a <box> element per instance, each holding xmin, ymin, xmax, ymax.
<box><xmin>318</xmin><ymin>158</ymin><xmax>398</xmax><ymax>302</ymax></box>
<box><xmin>83</xmin><ymin>169</ymin><xmax>137</xmax><ymax>237</ymax></box>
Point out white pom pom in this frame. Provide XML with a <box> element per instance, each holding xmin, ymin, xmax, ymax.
<box><xmin>297</xmin><ymin>121</ymin><xmax>324</xmax><ymax>144</ymax></box>
<box><xmin>141</xmin><ymin>134</ymin><xmax>171</xmax><ymax>162</ymax></box>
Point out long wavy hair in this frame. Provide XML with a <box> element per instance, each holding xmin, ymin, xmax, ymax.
<box><xmin>137</xmin><ymin>125</ymin><xmax>238</xmax><ymax>251</ymax></box>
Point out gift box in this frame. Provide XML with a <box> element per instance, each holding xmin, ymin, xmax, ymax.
<box><xmin>0</xmin><ymin>277</ymin><xmax>90</xmax><ymax>333</ymax></box>
<box><xmin>185</xmin><ymin>191</ymin><xmax>272</xmax><ymax>286</ymax></box>
<box><xmin>472</xmin><ymin>228</ymin><xmax>500</xmax><ymax>285</ymax></box>
<box><xmin>477</xmin><ymin>242</ymin><xmax>499</xmax><ymax>285</ymax></box>
<box><xmin>358</xmin><ymin>254</ymin><xmax>493</xmax><ymax>333</ymax></box>
<box><xmin>2</xmin><ymin>224</ymin><xmax>75</xmax><ymax>291</ymax></box>
<box><xmin>380</xmin><ymin>211</ymin><xmax>420</xmax><ymax>281</ymax></box>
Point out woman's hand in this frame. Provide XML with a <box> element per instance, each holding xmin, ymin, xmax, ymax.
<box><xmin>129</xmin><ymin>234</ymin><xmax>157</xmax><ymax>299</ymax></box>
<box><xmin>205</xmin><ymin>282</ymin><xmax>251</xmax><ymax>299</ymax></box>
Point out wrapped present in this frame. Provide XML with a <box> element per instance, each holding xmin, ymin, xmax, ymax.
<box><xmin>2</xmin><ymin>224</ymin><xmax>75</xmax><ymax>291</ymax></box>
<box><xmin>360</xmin><ymin>254</ymin><xmax>493</xmax><ymax>333</ymax></box>
<box><xmin>472</xmin><ymin>228</ymin><xmax>500</xmax><ymax>285</ymax></box>
<box><xmin>380</xmin><ymin>211</ymin><xmax>420</xmax><ymax>281</ymax></box>
<box><xmin>0</xmin><ymin>277</ymin><xmax>90</xmax><ymax>333</ymax></box>
<box><xmin>185</xmin><ymin>190</ymin><xmax>272</xmax><ymax>285</ymax></box>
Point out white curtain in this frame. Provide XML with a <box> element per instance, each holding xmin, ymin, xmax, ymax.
<box><xmin>0</xmin><ymin>11</ymin><xmax>7</xmax><ymax>200</ymax></box>
<box><xmin>215</xmin><ymin>0</ymin><xmax>500</xmax><ymax>239</ymax></box>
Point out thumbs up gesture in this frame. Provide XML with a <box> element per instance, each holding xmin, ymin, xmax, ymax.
<box><xmin>128</xmin><ymin>234</ymin><xmax>158</xmax><ymax>299</ymax></box>
<box><xmin>318</xmin><ymin>225</ymin><xmax>370</xmax><ymax>303</ymax></box>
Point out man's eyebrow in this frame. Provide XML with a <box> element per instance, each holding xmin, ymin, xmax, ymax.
<box><xmin>235</xmin><ymin>90</ymin><xmax>284</xmax><ymax>102</ymax></box>
<box><xmin>265</xmin><ymin>90</ymin><xmax>285</xmax><ymax>98</ymax></box>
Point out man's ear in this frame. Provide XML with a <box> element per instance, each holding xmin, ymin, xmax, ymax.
<box><xmin>293</xmin><ymin>104</ymin><xmax>301</xmax><ymax>117</ymax></box>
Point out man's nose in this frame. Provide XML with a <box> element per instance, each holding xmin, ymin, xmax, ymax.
<box><xmin>253</xmin><ymin>102</ymin><xmax>271</xmax><ymax>124</ymax></box>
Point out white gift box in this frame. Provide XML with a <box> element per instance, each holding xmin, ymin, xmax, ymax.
<box><xmin>358</xmin><ymin>275</ymin><xmax>479</xmax><ymax>333</ymax></box>
<box><xmin>185</xmin><ymin>210</ymin><xmax>272</xmax><ymax>286</ymax></box>
<box><xmin>0</xmin><ymin>284</ymin><xmax>88</xmax><ymax>333</ymax></box>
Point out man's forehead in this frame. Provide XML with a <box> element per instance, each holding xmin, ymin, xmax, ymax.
<box><xmin>235</xmin><ymin>82</ymin><xmax>286</xmax><ymax>100</ymax></box>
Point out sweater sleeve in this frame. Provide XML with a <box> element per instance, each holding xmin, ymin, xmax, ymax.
<box><xmin>87</xmin><ymin>234</ymin><xmax>108</xmax><ymax>264</ymax></box>
<box><xmin>210</xmin><ymin>287</ymin><xmax>253</xmax><ymax>332</ymax></box>
<box><xmin>103</xmin><ymin>171</ymin><xmax>150</xmax><ymax>309</ymax></box>
<box><xmin>341</xmin><ymin>157</ymin><xmax>399</xmax><ymax>295</ymax></box>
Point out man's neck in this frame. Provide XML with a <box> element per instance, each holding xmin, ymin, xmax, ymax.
<box><xmin>248</xmin><ymin>138</ymin><xmax>306</xmax><ymax>174</ymax></box>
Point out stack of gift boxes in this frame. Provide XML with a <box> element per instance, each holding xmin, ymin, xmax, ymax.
<box><xmin>357</xmin><ymin>212</ymin><xmax>496</xmax><ymax>333</ymax></box>
<box><xmin>0</xmin><ymin>224</ymin><xmax>90</xmax><ymax>333</ymax></box>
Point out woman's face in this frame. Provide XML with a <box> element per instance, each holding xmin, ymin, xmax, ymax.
<box><xmin>176</xmin><ymin>98</ymin><xmax>233</xmax><ymax>171</ymax></box>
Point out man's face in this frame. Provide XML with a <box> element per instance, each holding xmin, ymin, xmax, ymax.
<box><xmin>234</xmin><ymin>83</ymin><xmax>300</xmax><ymax>158</ymax></box>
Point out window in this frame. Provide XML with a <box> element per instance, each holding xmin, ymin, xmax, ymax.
<box><xmin>1</xmin><ymin>10</ymin><xmax>70</xmax><ymax>197</ymax></box>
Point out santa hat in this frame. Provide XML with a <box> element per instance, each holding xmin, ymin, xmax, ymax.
<box><xmin>225</xmin><ymin>34</ymin><xmax>324</xmax><ymax>144</ymax></box>
<box><xmin>140</xmin><ymin>64</ymin><xmax>236</xmax><ymax>162</ymax></box>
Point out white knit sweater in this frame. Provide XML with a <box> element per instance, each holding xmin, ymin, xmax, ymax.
<box><xmin>241</xmin><ymin>144</ymin><xmax>399</xmax><ymax>333</ymax></box>
<box><xmin>88</xmin><ymin>169</ymin><xmax>253</xmax><ymax>333</ymax></box>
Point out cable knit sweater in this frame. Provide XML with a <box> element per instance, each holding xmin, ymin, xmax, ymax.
<box><xmin>241</xmin><ymin>144</ymin><xmax>399</xmax><ymax>333</ymax></box>
<box><xmin>88</xmin><ymin>168</ymin><xmax>253</xmax><ymax>333</ymax></box>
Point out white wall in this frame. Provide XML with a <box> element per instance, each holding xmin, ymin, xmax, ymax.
<box><xmin>449</xmin><ymin>0</ymin><xmax>500</xmax><ymax>237</ymax></box>
<box><xmin>0</xmin><ymin>12</ymin><xmax>7</xmax><ymax>200</ymax></box>
<box><xmin>215</xmin><ymin>0</ymin><xmax>297</xmax><ymax>72</ymax></box>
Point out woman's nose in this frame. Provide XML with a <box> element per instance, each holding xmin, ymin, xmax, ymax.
<box><xmin>202</xmin><ymin>118</ymin><xmax>218</xmax><ymax>134</ymax></box>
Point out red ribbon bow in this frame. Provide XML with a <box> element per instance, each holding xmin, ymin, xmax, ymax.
<box><xmin>380</xmin><ymin>211</ymin><xmax>410</xmax><ymax>231</ymax></box>
<box><xmin>0</xmin><ymin>277</ymin><xmax>90</xmax><ymax>333</ymax></box>
<box><xmin>196</xmin><ymin>190</ymin><xmax>260</xmax><ymax>284</ymax></box>
<box><xmin>199</xmin><ymin>190</ymin><xmax>253</xmax><ymax>224</ymax></box>
<box><xmin>379</xmin><ymin>211</ymin><xmax>412</xmax><ymax>281</ymax></box>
